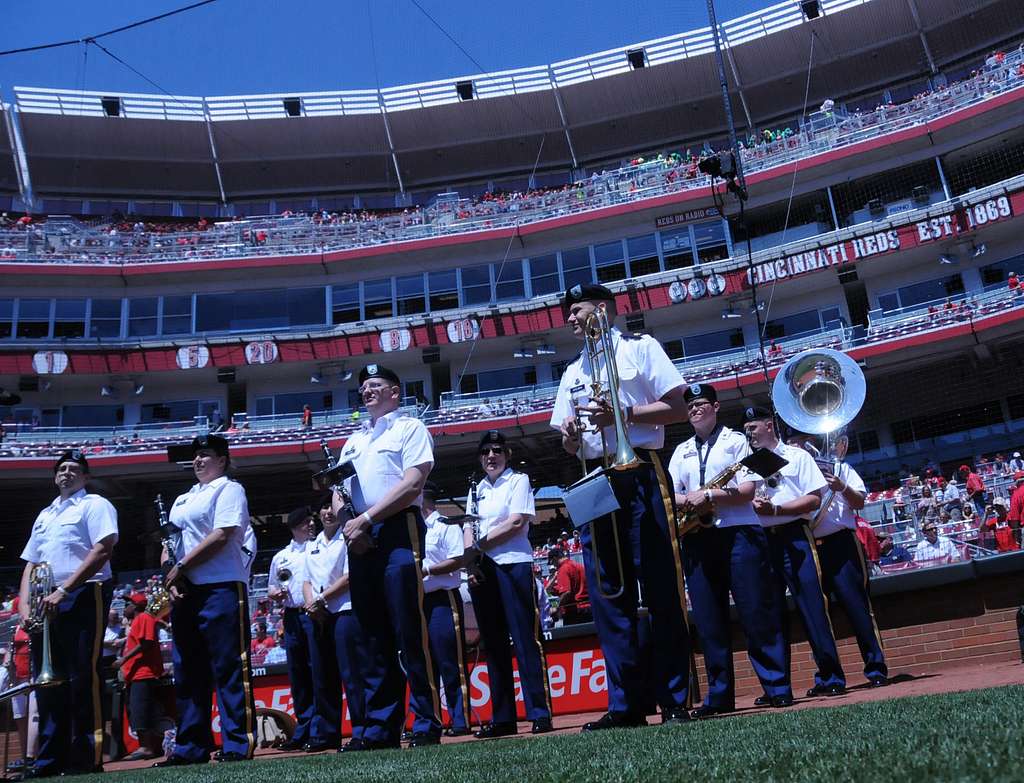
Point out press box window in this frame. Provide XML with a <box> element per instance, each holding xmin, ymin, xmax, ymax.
<box><xmin>428</xmin><ymin>270</ymin><xmax>459</xmax><ymax>313</ymax></box>
<box><xmin>363</xmin><ymin>279</ymin><xmax>394</xmax><ymax>320</ymax></box>
<box><xmin>53</xmin><ymin>300</ymin><xmax>86</xmax><ymax>339</ymax></box>
<box><xmin>16</xmin><ymin>299</ymin><xmax>51</xmax><ymax>339</ymax></box>
<box><xmin>495</xmin><ymin>261</ymin><xmax>525</xmax><ymax>302</ymax></box>
<box><xmin>396</xmin><ymin>275</ymin><xmax>426</xmax><ymax>316</ymax></box>
<box><xmin>529</xmin><ymin>255</ymin><xmax>561</xmax><ymax>297</ymax></box>
<box><xmin>561</xmin><ymin>247</ymin><xmax>593</xmax><ymax>289</ymax></box>
<box><xmin>461</xmin><ymin>266</ymin><xmax>491</xmax><ymax>307</ymax></box>
<box><xmin>163</xmin><ymin>295</ymin><xmax>193</xmax><ymax>335</ymax></box>
<box><xmin>89</xmin><ymin>299</ymin><xmax>123</xmax><ymax>339</ymax></box>
<box><xmin>0</xmin><ymin>299</ymin><xmax>13</xmax><ymax>339</ymax></box>
<box><xmin>594</xmin><ymin>241</ymin><xmax>626</xmax><ymax>284</ymax></box>
<box><xmin>128</xmin><ymin>298</ymin><xmax>159</xmax><ymax>337</ymax></box>
<box><xmin>332</xmin><ymin>284</ymin><xmax>361</xmax><ymax>324</ymax></box>
<box><xmin>627</xmin><ymin>234</ymin><xmax>660</xmax><ymax>277</ymax></box>
<box><xmin>693</xmin><ymin>220</ymin><xmax>730</xmax><ymax>264</ymax></box>
<box><xmin>660</xmin><ymin>228</ymin><xmax>694</xmax><ymax>270</ymax></box>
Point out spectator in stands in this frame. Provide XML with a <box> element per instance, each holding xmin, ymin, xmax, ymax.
<box><xmin>546</xmin><ymin>548</ymin><xmax>590</xmax><ymax>625</ymax></box>
<box><xmin>102</xmin><ymin>608</ymin><xmax>126</xmax><ymax>673</ymax></box>
<box><xmin>250</xmin><ymin>620</ymin><xmax>276</xmax><ymax>662</ymax></box>
<box><xmin>913</xmin><ymin>521</ymin><xmax>959</xmax><ymax>564</ymax></box>
<box><xmin>1008</xmin><ymin>272</ymin><xmax>1019</xmax><ymax>291</ymax></box>
<box><xmin>916</xmin><ymin>486</ymin><xmax>938</xmax><ymax>520</ymax></box>
<box><xmin>942</xmin><ymin>477</ymin><xmax>963</xmax><ymax>520</ymax></box>
<box><xmin>569</xmin><ymin>530</ymin><xmax>582</xmax><ymax>553</ymax></box>
<box><xmin>1009</xmin><ymin>453</ymin><xmax>1024</xmax><ymax>473</ymax></box>
<box><xmin>1008</xmin><ymin>471</ymin><xmax>1024</xmax><ymax>534</ymax></box>
<box><xmin>959</xmin><ymin>464</ymin><xmax>987</xmax><ymax>519</ymax></box>
<box><xmin>3</xmin><ymin>599</ymin><xmax>32</xmax><ymax>769</ymax></box>
<box><xmin>983</xmin><ymin>498</ymin><xmax>1020</xmax><ymax>553</ymax></box>
<box><xmin>876</xmin><ymin>532</ymin><xmax>911</xmax><ymax>565</ymax></box>
<box><xmin>301</xmin><ymin>404</ymin><xmax>313</xmax><ymax>429</ymax></box>
<box><xmin>116</xmin><ymin>594</ymin><xmax>165</xmax><ymax>760</ymax></box>
<box><xmin>854</xmin><ymin>515</ymin><xmax>881</xmax><ymax>562</ymax></box>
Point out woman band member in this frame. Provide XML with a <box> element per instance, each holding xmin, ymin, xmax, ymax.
<box><xmin>156</xmin><ymin>435</ymin><xmax>256</xmax><ymax>767</ymax></box>
<box><xmin>468</xmin><ymin>431</ymin><xmax>552</xmax><ymax>738</ymax></box>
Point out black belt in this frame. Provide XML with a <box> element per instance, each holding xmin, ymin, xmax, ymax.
<box><xmin>584</xmin><ymin>448</ymin><xmax>656</xmax><ymax>474</ymax></box>
<box><xmin>765</xmin><ymin>519</ymin><xmax>809</xmax><ymax>535</ymax></box>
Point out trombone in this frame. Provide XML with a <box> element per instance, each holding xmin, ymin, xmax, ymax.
<box><xmin>0</xmin><ymin>562</ymin><xmax>63</xmax><ymax>703</ymax></box>
<box><xmin>570</xmin><ymin>306</ymin><xmax>641</xmax><ymax>600</ymax></box>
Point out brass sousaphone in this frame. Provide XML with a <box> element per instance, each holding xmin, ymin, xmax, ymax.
<box><xmin>771</xmin><ymin>348</ymin><xmax>866</xmax><ymax>529</ymax></box>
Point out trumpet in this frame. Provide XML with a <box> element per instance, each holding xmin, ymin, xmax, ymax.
<box><xmin>277</xmin><ymin>567</ymin><xmax>293</xmax><ymax>583</ymax></box>
<box><xmin>0</xmin><ymin>562</ymin><xmax>62</xmax><ymax>703</ymax></box>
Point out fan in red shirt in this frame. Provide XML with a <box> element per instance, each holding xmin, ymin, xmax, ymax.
<box><xmin>250</xmin><ymin>620</ymin><xmax>276</xmax><ymax>663</ymax></box>
<box><xmin>854</xmin><ymin>514</ymin><xmax>882</xmax><ymax>562</ymax></box>
<box><xmin>959</xmin><ymin>464</ymin><xmax>987</xmax><ymax>519</ymax></box>
<box><xmin>117</xmin><ymin>594</ymin><xmax>167</xmax><ymax>760</ymax></box>
<box><xmin>985</xmin><ymin>498</ymin><xmax>1021</xmax><ymax>553</ymax></box>
<box><xmin>546</xmin><ymin>548</ymin><xmax>590</xmax><ymax>625</ymax></box>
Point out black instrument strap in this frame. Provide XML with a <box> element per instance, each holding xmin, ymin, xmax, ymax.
<box><xmin>696</xmin><ymin>425</ymin><xmax>723</xmax><ymax>486</ymax></box>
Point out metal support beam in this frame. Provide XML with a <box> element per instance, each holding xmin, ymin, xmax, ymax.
<box><xmin>935</xmin><ymin>155</ymin><xmax>951</xmax><ymax>201</ymax></box>
<box><xmin>722</xmin><ymin>34</ymin><xmax>755</xmax><ymax>133</ymax></box>
<box><xmin>905</xmin><ymin>0</ymin><xmax>937</xmax><ymax>75</ymax></box>
<box><xmin>550</xmin><ymin>72</ymin><xmax>579</xmax><ymax>172</ymax></box>
<box><xmin>378</xmin><ymin>95</ymin><xmax>405</xmax><ymax>195</ymax></box>
<box><xmin>4</xmin><ymin>104</ymin><xmax>35</xmax><ymax>210</ymax></box>
<box><xmin>202</xmin><ymin>99</ymin><xmax>228</xmax><ymax>206</ymax></box>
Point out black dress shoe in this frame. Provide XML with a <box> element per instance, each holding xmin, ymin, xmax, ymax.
<box><xmin>806</xmin><ymin>684</ymin><xmax>846</xmax><ymax>697</ymax></box>
<box><xmin>753</xmin><ymin>694</ymin><xmax>771</xmax><ymax>707</ymax></box>
<box><xmin>337</xmin><ymin>737</ymin><xmax>400</xmax><ymax>753</ymax></box>
<box><xmin>278</xmin><ymin>738</ymin><xmax>306</xmax><ymax>752</ymax></box>
<box><xmin>443</xmin><ymin>727</ymin><xmax>472</xmax><ymax>737</ymax></box>
<box><xmin>531</xmin><ymin>718</ymin><xmax>554</xmax><ymax>734</ymax></box>
<box><xmin>770</xmin><ymin>694</ymin><xmax>794</xmax><ymax>708</ymax></box>
<box><xmin>690</xmin><ymin>704</ymin><xmax>735</xmax><ymax>720</ymax></box>
<box><xmin>407</xmin><ymin>732</ymin><xmax>441</xmax><ymax>748</ymax></box>
<box><xmin>303</xmin><ymin>741</ymin><xmax>338</xmax><ymax>753</ymax></box>
<box><xmin>216</xmin><ymin>752</ymin><xmax>249</xmax><ymax>763</ymax></box>
<box><xmin>581</xmin><ymin>712</ymin><xmax>647</xmax><ymax>732</ymax></box>
<box><xmin>473</xmin><ymin>721</ymin><xmax>518</xmax><ymax>739</ymax></box>
<box><xmin>661</xmin><ymin>706</ymin><xmax>692</xmax><ymax>726</ymax></box>
<box><xmin>152</xmin><ymin>756</ymin><xmax>208</xmax><ymax>768</ymax></box>
<box><xmin>401</xmin><ymin>730</ymin><xmax>414</xmax><ymax>742</ymax></box>
<box><xmin>869</xmin><ymin>675</ymin><xmax>889</xmax><ymax>688</ymax></box>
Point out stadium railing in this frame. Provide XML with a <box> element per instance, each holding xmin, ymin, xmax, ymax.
<box><xmin>1</xmin><ymin>48</ymin><xmax>1022</xmax><ymax>266</ymax></box>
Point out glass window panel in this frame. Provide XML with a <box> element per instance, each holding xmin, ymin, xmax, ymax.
<box><xmin>396</xmin><ymin>275</ymin><xmax>426</xmax><ymax>316</ymax></box>
<box><xmin>89</xmin><ymin>299</ymin><xmax>123</xmax><ymax>338</ymax></box>
<box><xmin>660</xmin><ymin>229</ymin><xmax>694</xmax><ymax>270</ymax></box>
<box><xmin>162</xmin><ymin>295</ymin><xmax>193</xmax><ymax>335</ymax></box>
<box><xmin>529</xmin><ymin>255</ymin><xmax>561</xmax><ymax>297</ymax></box>
<box><xmin>980</xmin><ymin>254</ymin><xmax>1024</xmax><ymax>288</ymax></box>
<box><xmin>764</xmin><ymin>309</ymin><xmax>821</xmax><ymax>340</ymax></box>
<box><xmin>141</xmin><ymin>400</ymin><xmax>202</xmax><ymax>423</ymax></box>
<box><xmin>61</xmin><ymin>405</ymin><xmax>123</xmax><ymax>427</ymax></box>
<box><xmin>128</xmin><ymin>297</ymin><xmax>159</xmax><ymax>337</ymax></box>
<box><xmin>593</xmin><ymin>241</ymin><xmax>624</xmax><ymax>264</ymax></box>
<box><xmin>896</xmin><ymin>274</ymin><xmax>965</xmax><ymax>310</ymax></box>
<box><xmin>428</xmin><ymin>270</ymin><xmax>459</xmax><ymax>313</ymax></box>
<box><xmin>494</xmin><ymin>262</ymin><xmax>525</xmax><ymax>302</ymax></box>
<box><xmin>195</xmin><ymin>288</ymin><xmax>326</xmax><ymax>332</ymax></box>
<box><xmin>332</xmin><ymin>284</ymin><xmax>362</xmax><ymax>324</ymax></box>
<box><xmin>877</xmin><ymin>292</ymin><xmax>899</xmax><ymax>313</ymax></box>
<box><xmin>561</xmin><ymin>248</ymin><xmax>592</xmax><ymax>289</ymax></box>
<box><xmin>682</xmin><ymin>328</ymin><xmax>744</xmax><ymax>357</ymax></box>
<box><xmin>694</xmin><ymin>220</ymin><xmax>730</xmax><ymax>264</ymax></box>
<box><xmin>53</xmin><ymin>300</ymin><xmax>86</xmax><ymax>338</ymax></box>
<box><xmin>363</xmin><ymin>278</ymin><xmax>393</xmax><ymax>320</ymax></box>
<box><xmin>461</xmin><ymin>265</ymin><xmax>491</xmax><ymax>306</ymax></box>
<box><xmin>0</xmin><ymin>299</ymin><xmax>13</xmax><ymax>339</ymax></box>
<box><xmin>472</xmin><ymin>365</ymin><xmax>537</xmax><ymax>393</ymax></box>
<box><xmin>627</xmin><ymin>234</ymin><xmax>660</xmax><ymax>277</ymax></box>
<box><xmin>17</xmin><ymin>299</ymin><xmax>50</xmax><ymax>338</ymax></box>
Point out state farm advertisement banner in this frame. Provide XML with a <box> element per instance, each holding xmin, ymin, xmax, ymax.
<box><xmin>122</xmin><ymin>637</ymin><xmax>610</xmax><ymax>752</ymax></box>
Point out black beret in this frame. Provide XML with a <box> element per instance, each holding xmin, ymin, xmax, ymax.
<box><xmin>358</xmin><ymin>363</ymin><xmax>400</xmax><ymax>385</ymax></box>
<box><xmin>478</xmin><ymin>430</ymin><xmax>507</xmax><ymax>450</ymax></box>
<box><xmin>54</xmin><ymin>449</ymin><xmax>89</xmax><ymax>474</ymax></box>
<box><xmin>422</xmin><ymin>480</ymin><xmax>440</xmax><ymax>500</ymax></box>
<box><xmin>286</xmin><ymin>506</ymin><xmax>313</xmax><ymax>528</ymax></box>
<box><xmin>683</xmin><ymin>383</ymin><xmax>717</xmax><ymax>404</ymax></box>
<box><xmin>742</xmin><ymin>406</ymin><xmax>774</xmax><ymax>423</ymax></box>
<box><xmin>563</xmin><ymin>282</ymin><xmax>616</xmax><ymax>305</ymax></box>
<box><xmin>191</xmin><ymin>434</ymin><xmax>229</xmax><ymax>457</ymax></box>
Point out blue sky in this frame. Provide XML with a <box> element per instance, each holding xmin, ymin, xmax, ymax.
<box><xmin>1</xmin><ymin>0</ymin><xmax>769</xmax><ymax>98</ymax></box>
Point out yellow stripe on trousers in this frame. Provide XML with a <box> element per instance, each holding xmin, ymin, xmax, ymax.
<box><xmin>235</xmin><ymin>583</ymin><xmax>256</xmax><ymax>757</ymax></box>
<box><xmin>89</xmin><ymin>583</ymin><xmax>103</xmax><ymax>769</ymax></box>
<box><xmin>445</xmin><ymin>590</ymin><xmax>473</xmax><ymax>729</ymax></box>
<box><xmin>407</xmin><ymin>513</ymin><xmax>442</xmax><ymax>722</ymax></box>
<box><xmin>801</xmin><ymin>525</ymin><xmax>839</xmax><ymax>642</ymax></box>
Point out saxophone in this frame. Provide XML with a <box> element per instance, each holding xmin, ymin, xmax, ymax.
<box><xmin>675</xmin><ymin>462</ymin><xmax>748</xmax><ymax>536</ymax></box>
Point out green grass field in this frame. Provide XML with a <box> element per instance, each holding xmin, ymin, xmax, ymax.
<box><xmin>91</xmin><ymin>686</ymin><xmax>1024</xmax><ymax>782</ymax></box>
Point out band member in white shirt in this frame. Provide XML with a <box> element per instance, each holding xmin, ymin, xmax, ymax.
<box><xmin>156</xmin><ymin>435</ymin><xmax>256</xmax><ymax>766</ymax></box>
<box><xmin>20</xmin><ymin>450</ymin><xmax>118</xmax><ymax>778</ymax></box>
<box><xmin>336</xmin><ymin>364</ymin><xmax>441</xmax><ymax>749</ymax></box>
<box><xmin>668</xmin><ymin>386</ymin><xmax>790</xmax><ymax>717</ymax></box>
<box><xmin>420</xmin><ymin>481</ymin><xmax>472</xmax><ymax>736</ymax></box>
<box><xmin>267</xmin><ymin>506</ymin><xmax>317</xmax><ymax>750</ymax></box>
<box><xmin>550</xmin><ymin>282</ymin><xmax>693</xmax><ymax>730</ymax></box>
<box><xmin>467</xmin><ymin>431</ymin><xmax>553</xmax><ymax>738</ymax></box>
<box><xmin>303</xmin><ymin>493</ymin><xmax>364</xmax><ymax>752</ymax></box>
<box><xmin>743</xmin><ymin>408</ymin><xmax>846</xmax><ymax>704</ymax></box>
<box><xmin>789</xmin><ymin>433</ymin><xmax>888</xmax><ymax>688</ymax></box>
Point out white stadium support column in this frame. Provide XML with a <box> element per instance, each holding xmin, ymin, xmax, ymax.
<box><xmin>379</xmin><ymin>93</ymin><xmax>405</xmax><ymax>196</ymax></box>
<box><xmin>549</xmin><ymin>68</ymin><xmax>579</xmax><ymax>172</ymax></box>
<box><xmin>904</xmin><ymin>0</ymin><xmax>937</xmax><ymax>75</ymax></box>
<box><xmin>721</xmin><ymin>29</ymin><xmax>755</xmax><ymax>133</ymax></box>
<box><xmin>4</xmin><ymin>104</ymin><xmax>35</xmax><ymax>211</ymax></box>
<box><xmin>202</xmin><ymin>98</ymin><xmax>228</xmax><ymax>206</ymax></box>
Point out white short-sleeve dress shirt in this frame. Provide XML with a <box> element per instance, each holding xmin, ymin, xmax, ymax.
<box><xmin>168</xmin><ymin>475</ymin><xmax>250</xmax><ymax>585</ymax></box>
<box><xmin>21</xmin><ymin>488</ymin><xmax>119</xmax><ymax>584</ymax></box>
<box><xmin>304</xmin><ymin>526</ymin><xmax>351</xmax><ymax>613</ymax></box>
<box><xmin>268</xmin><ymin>540</ymin><xmax>310</xmax><ymax>609</ymax></box>
<box><xmin>476</xmin><ymin>469</ymin><xmax>535</xmax><ymax>565</ymax></box>
<box><xmin>668</xmin><ymin>426</ymin><xmax>755</xmax><ymax>528</ymax></box>
<box><xmin>754</xmin><ymin>443</ymin><xmax>827</xmax><ymax>527</ymax></box>
<box><xmin>422</xmin><ymin>510</ymin><xmax>464</xmax><ymax>592</ymax></box>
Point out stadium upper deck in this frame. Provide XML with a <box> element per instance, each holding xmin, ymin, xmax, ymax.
<box><xmin>2</xmin><ymin>0</ymin><xmax>1023</xmax><ymax>204</ymax></box>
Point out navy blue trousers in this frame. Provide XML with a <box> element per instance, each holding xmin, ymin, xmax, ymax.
<box><xmin>282</xmin><ymin>609</ymin><xmax>315</xmax><ymax>745</ymax></box>
<box><xmin>31</xmin><ymin>581</ymin><xmax>111</xmax><ymax>776</ymax></box>
<box><xmin>303</xmin><ymin>611</ymin><xmax>341</xmax><ymax>745</ymax></box>
<box><xmin>580</xmin><ymin>453</ymin><xmax>692</xmax><ymax>716</ymax></box>
<box><xmin>348</xmin><ymin>508</ymin><xmax>441</xmax><ymax>742</ymax></box>
<box><xmin>764</xmin><ymin>522</ymin><xmax>846</xmax><ymax>689</ymax></box>
<box><xmin>335</xmin><ymin>610</ymin><xmax>368</xmax><ymax>738</ymax></box>
<box><xmin>423</xmin><ymin>588</ymin><xmax>471</xmax><ymax>730</ymax></box>
<box><xmin>470</xmin><ymin>558</ymin><xmax>551</xmax><ymax>723</ymax></box>
<box><xmin>169</xmin><ymin>582</ymin><xmax>256</xmax><ymax>761</ymax></box>
<box><xmin>682</xmin><ymin>525</ymin><xmax>791</xmax><ymax>708</ymax></box>
<box><xmin>815</xmin><ymin>529</ymin><xmax>888</xmax><ymax>680</ymax></box>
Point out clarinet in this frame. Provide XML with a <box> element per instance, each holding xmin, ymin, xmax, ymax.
<box><xmin>319</xmin><ymin>439</ymin><xmax>358</xmax><ymax>522</ymax></box>
<box><xmin>155</xmin><ymin>494</ymin><xmax>182</xmax><ymax>572</ymax></box>
<box><xmin>465</xmin><ymin>474</ymin><xmax>486</xmax><ymax>584</ymax></box>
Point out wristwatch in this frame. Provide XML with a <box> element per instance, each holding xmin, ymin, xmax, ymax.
<box><xmin>56</xmin><ymin>585</ymin><xmax>68</xmax><ymax>596</ymax></box>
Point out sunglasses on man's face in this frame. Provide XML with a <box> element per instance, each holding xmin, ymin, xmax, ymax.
<box><xmin>479</xmin><ymin>446</ymin><xmax>505</xmax><ymax>456</ymax></box>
